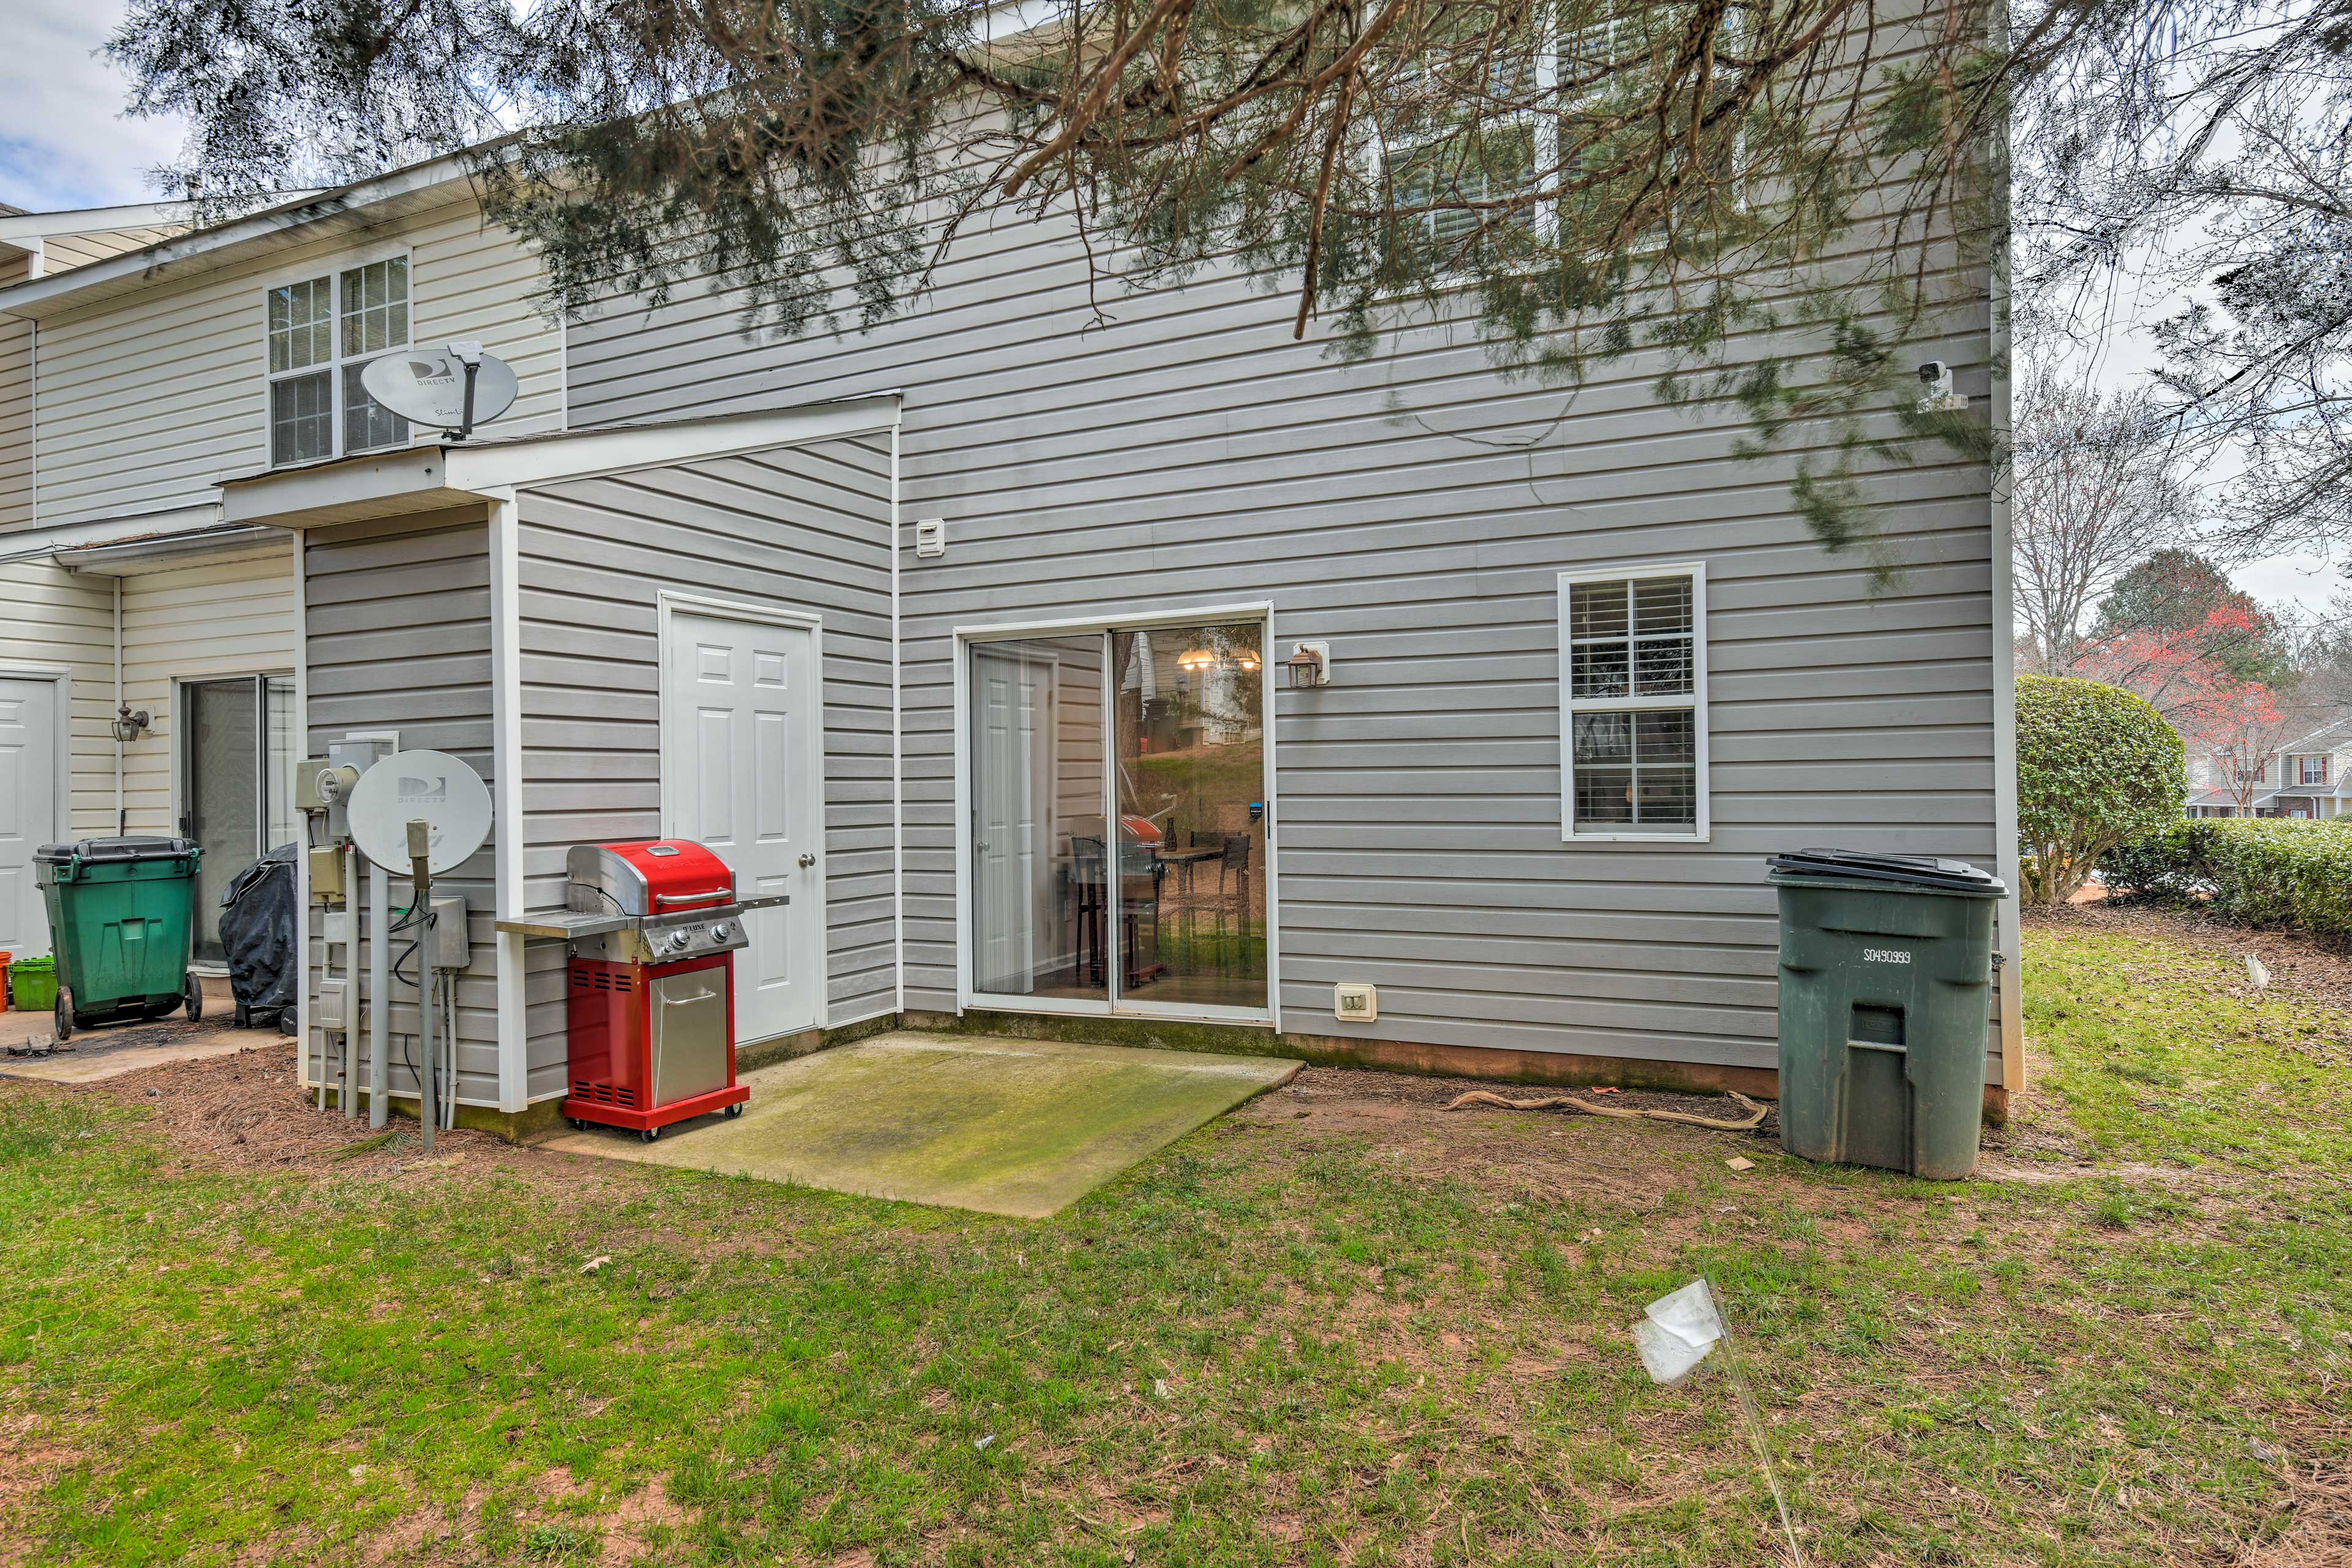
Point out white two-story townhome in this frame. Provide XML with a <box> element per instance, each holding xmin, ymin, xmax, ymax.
<box><xmin>0</xmin><ymin>166</ymin><xmax>563</xmax><ymax>990</ymax></box>
<box><xmin>2184</xmin><ymin>715</ymin><xmax>2352</xmax><ymax>820</ymax></box>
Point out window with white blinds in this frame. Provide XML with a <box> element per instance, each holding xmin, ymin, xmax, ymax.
<box><xmin>1559</xmin><ymin>562</ymin><xmax>1709</xmax><ymax>839</ymax></box>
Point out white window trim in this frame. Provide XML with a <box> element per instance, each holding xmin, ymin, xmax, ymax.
<box><xmin>1558</xmin><ymin>559</ymin><xmax>1710</xmax><ymax>843</ymax></box>
<box><xmin>259</xmin><ymin>244</ymin><xmax>415</xmax><ymax>469</ymax></box>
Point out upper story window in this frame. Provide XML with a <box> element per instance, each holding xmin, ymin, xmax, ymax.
<box><xmin>1559</xmin><ymin>562</ymin><xmax>1709</xmax><ymax>839</ymax></box>
<box><xmin>2301</xmin><ymin>754</ymin><xmax>2329</xmax><ymax>785</ymax></box>
<box><xmin>266</xmin><ymin>256</ymin><xmax>410</xmax><ymax>467</ymax></box>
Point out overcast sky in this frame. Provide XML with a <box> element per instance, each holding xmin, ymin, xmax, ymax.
<box><xmin>1</xmin><ymin>0</ymin><xmax>184</xmax><ymax>213</ymax></box>
<box><xmin>4</xmin><ymin>1</ymin><xmax>2343</xmax><ymax>617</ymax></box>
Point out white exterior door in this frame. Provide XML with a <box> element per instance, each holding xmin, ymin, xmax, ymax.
<box><xmin>663</xmin><ymin>609</ymin><xmax>824</xmax><ymax>1044</ymax></box>
<box><xmin>0</xmin><ymin>677</ymin><xmax>59</xmax><ymax>960</ymax></box>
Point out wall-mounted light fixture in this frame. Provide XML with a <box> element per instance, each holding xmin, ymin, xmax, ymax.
<box><xmin>1177</xmin><ymin>647</ymin><xmax>1216</xmax><ymax>673</ymax></box>
<box><xmin>1284</xmin><ymin>641</ymin><xmax>1331</xmax><ymax>689</ymax></box>
<box><xmin>110</xmin><ymin>704</ymin><xmax>151</xmax><ymax>743</ymax></box>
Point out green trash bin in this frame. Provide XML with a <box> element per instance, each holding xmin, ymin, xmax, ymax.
<box><xmin>9</xmin><ymin>956</ymin><xmax>57</xmax><ymax>1013</ymax></box>
<box><xmin>1768</xmin><ymin>849</ymin><xmax>2005</xmax><ymax>1180</ymax></box>
<box><xmin>32</xmin><ymin>836</ymin><xmax>205</xmax><ymax>1041</ymax></box>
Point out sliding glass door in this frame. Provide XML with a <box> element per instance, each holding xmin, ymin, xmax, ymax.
<box><xmin>968</xmin><ymin>618</ymin><xmax>1270</xmax><ymax>1019</ymax></box>
<box><xmin>181</xmin><ymin>675</ymin><xmax>296</xmax><ymax>964</ymax></box>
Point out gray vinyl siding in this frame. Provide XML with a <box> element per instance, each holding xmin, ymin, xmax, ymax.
<box><xmin>514</xmin><ymin>437</ymin><xmax>895</xmax><ymax>1098</ymax></box>
<box><xmin>567</xmin><ymin>211</ymin><xmax>1999</xmax><ymax>1080</ymax></box>
<box><xmin>301</xmin><ymin>507</ymin><xmax>502</xmax><ymax>1104</ymax></box>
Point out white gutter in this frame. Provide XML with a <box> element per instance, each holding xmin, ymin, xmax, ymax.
<box><xmin>0</xmin><ymin>158</ymin><xmax>466</xmax><ymax>320</ymax></box>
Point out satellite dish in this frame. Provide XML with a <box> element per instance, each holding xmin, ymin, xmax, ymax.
<box><xmin>347</xmin><ymin>750</ymin><xmax>493</xmax><ymax>875</ymax></box>
<box><xmin>361</xmin><ymin>344</ymin><xmax>519</xmax><ymax>433</ymax></box>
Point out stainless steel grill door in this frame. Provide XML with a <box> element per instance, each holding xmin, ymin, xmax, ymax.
<box><xmin>648</xmin><ymin>967</ymin><xmax>729</xmax><ymax>1104</ymax></box>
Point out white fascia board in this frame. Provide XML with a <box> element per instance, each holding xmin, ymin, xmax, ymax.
<box><xmin>219</xmin><ymin>445</ymin><xmax>463</xmax><ymax>528</ymax></box>
<box><xmin>443</xmin><ymin>393</ymin><xmax>905</xmax><ymax>492</ymax></box>
<box><xmin>0</xmin><ymin>503</ymin><xmax>228</xmax><ymax>563</ymax></box>
<box><xmin>0</xmin><ymin>200</ymin><xmax>200</xmax><ymax>244</ymax></box>
<box><xmin>0</xmin><ymin>159</ymin><xmax>467</xmax><ymax>320</ymax></box>
<box><xmin>218</xmin><ymin>392</ymin><xmax>903</xmax><ymax>529</ymax></box>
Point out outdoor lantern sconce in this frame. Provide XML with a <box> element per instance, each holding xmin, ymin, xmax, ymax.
<box><xmin>110</xmin><ymin>704</ymin><xmax>151</xmax><ymax>743</ymax></box>
<box><xmin>1284</xmin><ymin>641</ymin><xmax>1331</xmax><ymax>689</ymax></box>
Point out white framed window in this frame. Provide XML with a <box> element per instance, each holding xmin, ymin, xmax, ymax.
<box><xmin>265</xmin><ymin>254</ymin><xmax>411</xmax><ymax>467</ymax></box>
<box><xmin>2299</xmin><ymin>754</ymin><xmax>2328</xmax><ymax>785</ymax></box>
<box><xmin>1559</xmin><ymin>561</ymin><xmax>1708</xmax><ymax>840</ymax></box>
<box><xmin>1375</xmin><ymin>6</ymin><xmax>1746</xmax><ymax>264</ymax></box>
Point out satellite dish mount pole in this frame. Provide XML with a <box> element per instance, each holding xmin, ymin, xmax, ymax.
<box><xmin>448</xmin><ymin>339</ymin><xmax>484</xmax><ymax>443</ymax></box>
<box><xmin>407</xmin><ymin>818</ymin><xmax>435</xmax><ymax>1152</ymax></box>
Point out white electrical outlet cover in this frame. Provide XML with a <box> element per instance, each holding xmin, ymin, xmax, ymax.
<box><xmin>1335</xmin><ymin>984</ymin><xmax>1378</xmax><ymax>1022</ymax></box>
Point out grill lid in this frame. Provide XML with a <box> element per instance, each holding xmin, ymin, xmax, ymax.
<box><xmin>567</xmin><ymin>840</ymin><xmax>736</xmax><ymax>917</ymax></box>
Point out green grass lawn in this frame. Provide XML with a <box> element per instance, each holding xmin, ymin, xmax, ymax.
<box><xmin>1</xmin><ymin>911</ymin><xmax>2346</xmax><ymax>1565</ymax></box>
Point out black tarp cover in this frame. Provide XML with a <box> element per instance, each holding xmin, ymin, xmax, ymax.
<box><xmin>219</xmin><ymin>843</ymin><xmax>300</xmax><ymax>1018</ymax></box>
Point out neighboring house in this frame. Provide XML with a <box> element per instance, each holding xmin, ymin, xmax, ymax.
<box><xmin>2185</xmin><ymin>716</ymin><xmax>2352</xmax><ymax>820</ymax></box>
<box><xmin>0</xmin><ymin>132</ymin><xmax>2022</xmax><ymax>1129</ymax></box>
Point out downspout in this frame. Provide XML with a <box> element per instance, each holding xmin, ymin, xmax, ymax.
<box><xmin>890</xmin><ymin>422</ymin><xmax>905</xmax><ymax>1020</ymax></box>
<box><xmin>113</xmin><ymin>576</ymin><xmax>124</xmax><ymax>835</ymax></box>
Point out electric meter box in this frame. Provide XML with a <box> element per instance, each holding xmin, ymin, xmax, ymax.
<box><xmin>315</xmin><ymin>978</ymin><xmax>349</xmax><ymax>1032</ymax></box>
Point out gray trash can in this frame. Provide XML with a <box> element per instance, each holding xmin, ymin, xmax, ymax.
<box><xmin>1767</xmin><ymin>850</ymin><xmax>2005</xmax><ymax>1180</ymax></box>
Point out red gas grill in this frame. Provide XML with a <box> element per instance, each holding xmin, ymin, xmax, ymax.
<box><xmin>546</xmin><ymin>840</ymin><xmax>778</xmax><ymax>1140</ymax></box>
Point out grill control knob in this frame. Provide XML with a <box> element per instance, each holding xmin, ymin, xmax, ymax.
<box><xmin>709</xmin><ymin>922</ymin><xmax>732</xmax><ymax>943</ymax></box>
<box><xmin>667</xmin><ymin>929</ymin><xmax>693</xmax><ymax>953</ymax></box>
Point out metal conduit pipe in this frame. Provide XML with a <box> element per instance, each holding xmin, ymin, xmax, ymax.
<box><xmin>342</xmin><ymin>842</ymin><xmax>359</xmax><ymax>1118</ymax></box>
<box><xmin>368</xmin><ymin>862</ymin><xmax>390</xmax><ymax>1131</ymax></box>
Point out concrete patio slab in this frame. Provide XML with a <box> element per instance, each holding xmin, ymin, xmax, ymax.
<box><xmin>540</xmin><ymin>1031</ymin><xmax>1302</xmax><ymax>1218</ymax></box>
<box><xmin>0</xmin><ymin>1011</ymin><xmax>287</xmax><ymax>1084</ymax></box>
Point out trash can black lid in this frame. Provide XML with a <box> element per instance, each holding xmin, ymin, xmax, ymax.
<box><xmin>34</xmin><ymin>835</ymin><xmax>200</xmax><ymax>864</ymax></box>
<box><xmin>1767</xmin><ymin>848</ymin><xmax>2007</xmax><ymax>895</ymax></box>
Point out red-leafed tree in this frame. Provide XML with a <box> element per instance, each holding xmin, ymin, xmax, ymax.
<box><xmin>2071</xmin><ymin>603</ymin><xmax>2275</xmax><ymax>725</ymax></box>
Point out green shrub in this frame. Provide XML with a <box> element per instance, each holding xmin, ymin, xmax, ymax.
<box><xmin>2015</xmin><ymin>676</ymin><xmax>2185</xmax><ymax>905</ymax></box>
<box><xmin>2102</xmin><ymin>817</ymin><xmax>2352</xmax><ymax>939</ymax></box>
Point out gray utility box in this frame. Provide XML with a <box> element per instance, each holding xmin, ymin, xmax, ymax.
<box><xmin>429</xmin><ymin>896</ymin><xmax>470</xmax><ymax>970</ymax></box>
<box><xmin>1767</xmin><ymin>850</ymin><xmax>2005</xmax><ymax>1180</ymax></box>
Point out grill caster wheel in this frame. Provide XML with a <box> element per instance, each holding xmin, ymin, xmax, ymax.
<box><xmin>724</xmin><ymin>1103</ymin><xmax>744</xmax><ymax>1118</ymax></box>
<box><xmin>568</xmin><ymin>1117</ymin><xmax>588</xmax><ymax>1132</ymax></box>
<box><xmin>638</xmin><ymin>1126</ymin><xmax>662</xmax><ymax>1144</ymax></box>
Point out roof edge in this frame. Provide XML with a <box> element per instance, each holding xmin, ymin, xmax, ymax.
<box><xmin>0</xmin><ymin>152</ymin><xmax>490</xmax><ymax>320</ymax></box>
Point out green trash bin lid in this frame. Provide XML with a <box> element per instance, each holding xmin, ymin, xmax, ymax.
<box><xmin>1767</xmin><ymin>848</ymin><xmax>2006</xmax><ymax>897</ymax></box>
<box><xmin>33</xmin><ymin>836</ymin><xmax>200</xmax><ymax>865</ymax></box>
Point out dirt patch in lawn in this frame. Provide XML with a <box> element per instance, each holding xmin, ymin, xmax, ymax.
<box><xmin>2239</xmin><ymin>1463</ymin><xmax>2352</xmax><ymax>1567</ymax></box>
<box><xmin>84</xmin><ymin>1044</ymin><xmax>522</xmax><ymax>1172</ymax></box>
